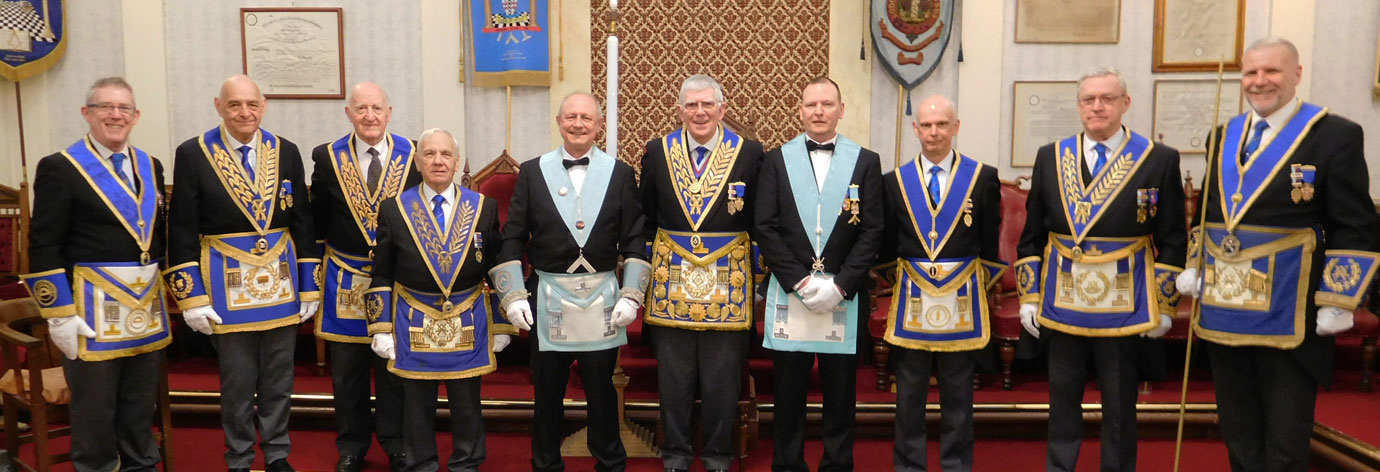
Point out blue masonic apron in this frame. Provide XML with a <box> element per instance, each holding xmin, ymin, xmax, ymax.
<box><xmin>762</xmin><ymin>134</ymin><xmax>861</xmax><ymax>354</ymax></box>
<box><xmin>532</xmin><ymin>147</ymin><xmax>628</xmax><ymax>352</ymax></box>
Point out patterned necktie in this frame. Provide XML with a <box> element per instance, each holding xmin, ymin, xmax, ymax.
<box><xmin>366</xmin><ymin>148</ymin><xmax>382</xmax><ymax>193</ymax></box>
<box><xmin>928</xmin><ymin>165</ymin><xmax>942</xmax><ymax>205</ymax></box>
<box><xmin>1092</xmin><ymin>143</ymin><xmax>1109</xmax><ymax>176</ymax></box>
<box><xmin>109</xmin><ymin>152</ymin><xmax>133</xmax><ymax>189</ymax></box>
<box><xmin>1241</xmin><ymin>120</ymin><xmax>1270</xmax><ymax>164</ymax></box>
<box><xmin>238</xmin><ymin>145</ymin><xmax>255</xmax><ymax>182</ymax></box>
<box><xmin>432</xmin><ymin>194</ymin><xmax>446</xmax><ymax>228</ymax></box>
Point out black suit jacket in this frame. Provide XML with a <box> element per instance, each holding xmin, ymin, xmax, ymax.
<box><xmin>497</xmin><ymin>156</ymin><xmax>647</xmax><ymax>275</ymax></box>
<box><xmin>370</xmin><ymin>187</ymin><xmax>502</xmax><ymax>294</ymax></box>
<box><xmin>1201</xmin><ymin>113</ymin><xmax>1378</xmax><ymax>385</ymax></box>
<box><xmin>309</xmin><ymin>137</ymin><xmax>422</xmax><ymax>256</ymax></box>
<box><xmin>29</xmin><ymin>150</ymin><xmax>168</xmax><ymax>273</ymax></box>
<box><xmin>638</xmin><ymin>134</ymin><xmax>764</xmax><ymax>238</ymax></box>
<box><xmin>168</xmin><ymin>133</ymin><xmax>319</xmax><ymax>269</ymax></box>
<box><xmin>754</xmin><ymin>145</ymin><xmax>884</xmax><ymax>299</ymax></box>
<box><xmin>1016</xmin><ymin>133</ymin><xmax>1188</xmax><ymax>380</ymax></box>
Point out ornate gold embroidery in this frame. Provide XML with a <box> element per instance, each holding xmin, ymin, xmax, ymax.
<box><xmin>33</xmin><ymin>280</ymin><xmax>58</xmax><ymax>306</ymax></box>
<box><xmin>169</xmin><ymin>272</ymin><xmax>195</xmax><ymax>299</ymax></box>
<box><xmin>204</xmin><ymin>138</ymin><xmax>280</xmax><ymax>231</ymax></box>
<box><xmin>1074</xmin><ymin>271</ymin><xmax>1112</xmax><ymax>305</ymax></box>
<box><xmin>365</xmin><ymin>294</ymin><xmax>384</xmax><ymax>322</ymax></box>
<box><xmin>1323</xmin><ymin>257</ymin><xmax>1362</xmax><ymax>293</ymax></box>
<box><xmin>666</xmin><ymin>132</ymin><xmax>742</xmax><ymax>229</ymax></box>
<box><xmin>336</xmin><ymin>147</ymin><xmax>409</xmax><ymax>241</ymax></box>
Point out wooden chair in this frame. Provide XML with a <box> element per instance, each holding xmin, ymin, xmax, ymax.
<box><xmin>0</xmin><ymin>182</ymin><xmax>32</xmax><ymax>277</ymax></box>
<box><xmin>0</xmin><ymin>298</ymin><xmax>174</xmax><ymax>471</ymax></box>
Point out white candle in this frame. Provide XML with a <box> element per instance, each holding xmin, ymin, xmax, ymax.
<box><xmin>610</xmin><ymin>0</ymin><xmax>618</xmax><ymax>11</ymax></box>
<box><xmin>606</xmin><ymin>35</ymin><xmax>619</xmax><ymax>159</ymax></box>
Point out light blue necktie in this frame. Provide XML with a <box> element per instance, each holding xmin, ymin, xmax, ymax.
<box><xmin>432</xmin><ymin>194</ymin><xmax>446</xmax><ymax>228</ymax></box>
<box><xmin>928</xmin><ymin>165</ymin><xmax>942</xmax><ymax>205</ymax></box>
<box><xmin>1092</xmin><ymin>143</ymin><xmax>1108</xmax><ymax>176</ymax></box>
<box><xmin>1241</xmin><ymin>120</ymin><xmax>1270</xmax><ymax>164</ymax></box>
<box><xmin>238</xmin><ymin>145</ymin><xmax>254</xmax><ymax>182</ymax></box>
<box><xmin>109</xmin><ymin>152</ymin><xmax>133</xmax><ymax>189</ymax></box>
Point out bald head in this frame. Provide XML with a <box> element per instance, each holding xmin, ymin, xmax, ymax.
<box><xmin>346</xmin><ymin>82</ymin><xmax>393</xmax><ymax>145</ymax></box>
<box><xmin>215</xmin><ymin>74</ymin><xmax>266</xmax><ymax>143</ymax></box>
<box><xmin>912</xmin><ymin>95</ymin><xmax>960</xmax><ymax>163</ymax></box>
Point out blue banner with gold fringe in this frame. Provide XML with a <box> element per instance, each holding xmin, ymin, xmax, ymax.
<box><xmin>469</xmin><ymin>0</ymin><xmax>550</xmax><ymax>87</ymax></box>
<box><xmin>0</xmin><ymin>0</ymin><xmax>64</xmax><ymax>81</ymax></box>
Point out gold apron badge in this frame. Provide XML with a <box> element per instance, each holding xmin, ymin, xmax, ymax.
<box><xmin>843</xmin><ymin>184</ymin><xmax>861</xmax><ymax>225</ymax></box>
<box><xmin>1289</xmin><ymin>164</ymin><xmax>1316</xmax><ymax>204</ymax></box>
<box><xmin>1136</xmin><ymin>188</ymin><xmax>1158</xmax><ymax>223</ymax></box>
<box><xmin>962</xmin><ymin>198</ymin><xmax>974</xmax><ymax>227</ymax></box>
<box><xmin>727</xmin><ymin>181</ymin><xmax>746</xmax><ymax>215</ymax></box>
<box><xmin>279</xmin><ymin>180</ymin><xmax>295</xmax><ymax>210</ymax></box>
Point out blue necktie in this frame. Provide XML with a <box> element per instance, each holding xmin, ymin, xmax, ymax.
<box><xmin>109</xmin><ymin>152</ymin><xmax>133</xmax><ymax>189</ymax></box>
<box><xmin>238</xmin><ymin>145</ymin><xmax>254</xmax><ymax>182</ymax></box>
<box><xmin>1092</xmin><ymin>143</ymin><xmax>1108</xmax><ymax>176</ymax></box>
<box><xmin>928</xmin><ymin>166</ymin><xmax>942</xmax><ymax>205</ymax></box>
<box><xmin>432</xmin><ymin>194</ymin><xmax>446</xmax><ymax>228</ymax></box>
<box><xmin>694</xmin><ymin>146</ymin><xmax>708</xmax><ymax>167</ymax></box>
<box><xmin>1241</xmin><ymin>120</ymin><xmax>1270</xmax><ymax>164</ymax></box>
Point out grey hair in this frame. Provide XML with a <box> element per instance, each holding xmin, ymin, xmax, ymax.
<box><xmin>678</xmin><ymin>74</ymin><xmax>725</xmax><ymax>105</ymax></box>
<box><xmin>1245</xmin><ymin>36</ymin><xmax>1300</xmax><ymax>61</ymax></box>
<box><xmin>1077</xmin><ymin>67</ymin><xmax>1128</xmax><ymax>96</ymax></box>
<box><xmin>556</xmin><ymin>91</ymin><xmax>604</xmax><ymax>120</ymax></box>
<box><xmin>86</xmin><ymin>77</ymin><xmax>135</xmax><ymax>106</ymax></box>
<box><xmin>346</xmin><ymin>82</ymin><xmax>391</xmax><ymax>107</ymax></box>
<box><xmin>418</xmin><ymin>128</ymin><xmax>459</xmax><ymax>154</ymax></box>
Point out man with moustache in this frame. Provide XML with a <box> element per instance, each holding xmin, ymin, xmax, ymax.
<box><xmin>1175</xmin><ymin>37</ymin><xmax>1379</xmax><ymax>471</ymax></box>
<box><xmin>881</xmin><ymin>95</ymin><xmax>1004</xmax><ymax>472</ymax></box>
<box><xmin>22</xmin><ymin>77</ymin><xmax>171</xmax><ymax>471</ymax></box>
<box><xmin>1016</xmin><ymin>68</ymin><xmax>1186</xmax><ymax>471</ymax></box>
<box><xmin>491</xmin><ymin>92</ymin><xmax>649</xmax><ymax>472</ymax></box>
<box><xmin>165</xmin><ymin>74</ymin><xmax>320</xmax><ymax>472</ymax></box>
<box><xmin>639</xmin><ymin>74</ymin><xmax>764</xmax><ymax>472</ymax></box>
<box><xmin>366</xmin><ymin>128</ymin><xmax>515</xmax><ymax>472</ymax></box>
<box><xmin>754</xmin><ymin>77</ymin><xmax>883</xmax><ymax>472</ymax></box>
<box><xmin>310</xmin><ymin>82</ymin><xmax>420</xmax><ymax>472</ymax></box>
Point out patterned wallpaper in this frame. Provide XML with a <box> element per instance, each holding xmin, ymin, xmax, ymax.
<box><xmin>591</xmin><ymin>0</ymin><xmax>830</xmax><ymax>167</ymax></box>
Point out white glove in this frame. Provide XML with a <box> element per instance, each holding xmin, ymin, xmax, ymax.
<box><xmin>1175</xmin><ymin>268</ymin><xmax>1202</xmax><ymax>299</ymax></box>
<box><xmin>298</xmin><ymin>300</ymin><xmax>320</xmax><ymax>323</ymax></box>
<box><xmin>1019</xmin><ymin>303</ymin><xmax>1041</xmax><ymax>339</ymax></box>
<box><xmin>47</xmin><ymin>316</ymin><xmax>96</xmax><ymax>360</ymax></box>
<box><xmin>612</xmin><ymin>297</ymin><xmax>639</xmax><ymax>327</ymax></box>
<box><xmin>1143</xmin><ymin>314</ymin><xmax>1173</xmax><ymax>338</ymax></box>
<box><xmin>795</xmin><ymin>276</ymin><xmax>821</xmax><ymax>298</ymax></box>
<box><xmin>492</xmin><ymin>334</ymin><xmax>512</xmax><ymax>352</ymax></box>
<box><xmin>183</xmin><ymin>306</ymin><xmax>223</xmax><ymax>335</ymax></box>
<box><xmin>371</xmin><ymin>333</ymin><xmax>396</xmax><ymax>360</ymax></box>
<box><xmin>1316</xmin><ymin>306</ymin><xmax>1354</xmax><ymax>336</ymax></box>
<box><xmin>802</xmin><ymin>280</ymin><xmax>845</xmax><ymax>313</ymax></box>
<box><xmin>505</xmin><ymin>299</ymin><xmax>533</xmax><ymax>331</ymax></box>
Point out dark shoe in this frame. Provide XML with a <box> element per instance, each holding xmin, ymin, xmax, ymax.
<box><xmin>334</xmin><ymin>456</ymin><xmax>364</xmax><ymax>472</ymax></box>
<box><xmin>266</xmin><ymin>459</ymin><xmax>295</xmax><ymax>472</ymax></box>
<box><xmin>388</xmin><ymin>452</ymin><xmax>408</xmax><ymax>472</ymax></box>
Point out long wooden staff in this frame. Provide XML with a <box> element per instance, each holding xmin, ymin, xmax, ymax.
<box><xmin>1172</xmin><ymin>56</ymin><xmax>1227</xmax><ymax>472</ymax></box>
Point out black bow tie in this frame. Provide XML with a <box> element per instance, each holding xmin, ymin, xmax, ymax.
<box><xmin>806</xmin><ymin>141</ymin><xmax>835</xmax><ymax>152</ymax></box>
<box><xmin>563</xmin><ymin>157</ymin><xmax>590</xmax><ymax>169</ymax></box>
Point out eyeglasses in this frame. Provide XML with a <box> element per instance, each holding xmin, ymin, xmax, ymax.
<box><xmin>1077</xmin><ymin>94</ymin><xmax>1124</xmax><ymax>107</ymax></box>
<box><xmin>680</xmin><ymin>100</ymin><xmax>719</xmax><ymax>112</ymax></box>
<box><xmin>87</xmin><ymin>103</ymin><xmax>137</xmax><ymax>115</ymax></box>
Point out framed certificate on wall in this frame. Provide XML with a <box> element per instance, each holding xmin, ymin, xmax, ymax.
<box><xmin>1015</xmin><ymin>0</ymin><xmax>1120</xmax><ymax>44</ymax></box>
<box><xmin>1011</xmin><ymin>81</ymin><xmax>1083</xmax><ymax>168</ymax></box>
<box><xmin>241</xmin><ymin>7</ymin><xmax>346</xmax><ymax>99</ymax></box>
<box><xmin>1153</xmin><ymin>0</ymin><xmax>1244</xmax><ymax>72</ymax></box>
<box><xmin>1152</xmin><ymin>80</ymin><xmax>1243</xmax><ymax>154</ymax></box>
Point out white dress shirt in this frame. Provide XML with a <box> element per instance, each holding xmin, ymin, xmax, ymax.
<box><xmin>420</xmin><ymin>183</ymin><xmax>456</xmax><ymax>233</ymax></box>
<box><xmin>563</xmin><ymin>147</ymin><xmax>591</xmax><ymax>195</ymax></box>
<box><xmin>1082</xmin><ymin>127</ymin><xmax>1126</xmax><ymax>174</ymax></box>
<box><xmin>90</xmin><ymin>137</ymin><xmax>133</xmax><ymax>188</ymax></box>
<box><xmin>919</xmin><ymin>150</ymin><xmax>956</xmax><ymax>202</ymax></box>
<box><xmin>354</xmin><ymin>135</ymin><xmax>390</xmax><ymax>176</ymax></box>
<box><xmin>224</xmin><ymin>129</ymin><xmax>262</xmax><ymax>176</ymax></box>
<box><xmin>807</xmin><ymin>135</ymin><xmax>837</xmax><ymax>192</ymax></box>
<box><xmin>1245</xmin><ymin>98</ymin><xmax>1299</xmax><ymax>158</ymax></box>
<box><xmin>686</xmin><ymin>131</ymin><xmax>721</xmax><ymax>168</ymax></box>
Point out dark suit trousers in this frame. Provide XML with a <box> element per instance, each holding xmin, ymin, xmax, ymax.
<box><xmin>1045</xmin><ymin>332</ymin><xmax>1139</xmax><ymax>472</ymax></box>
<box><xmin>401</xmin><ymin>376</ymin><xmax>484</xmax><ymax>472</ymax></box>
<box><xmin>212</xmin><ymin>324</ymin><xmax>297</xmax><ymax>468</ymax></box>
<box><xmin>770</xmin><ymin>349</ymin><xmax>857</xmax><ymax>472</ymax></box>
<box><xmin>329</xmin><ymin>340</ymin><xmax>405</xmax><ymax>458</ymax></box>
<box><xmin>651</xmin><ymin>327</ymin><xmax>747</xmax><ymax>470</ymax></box>
<box><xmin>531</xmin><ymin>345</ymin><xmax>626</xmax><ymax>472</ymax></box>
<box><xmin>1205</xmin><ymin>342</ymin><xmax>1316</xmax><ymax>472</ymax></box>
<box><xmin>892</xmin><ymin>347</ymin><xmax>976</xmax><ymax>472</ymax></box>
<box><xmin>62</xmin><ymin>349</ymin><xmax>163</xmax><ymax>472</ymax></box>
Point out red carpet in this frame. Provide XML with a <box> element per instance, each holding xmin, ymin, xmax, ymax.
<box><xmin>16</xmin><ymin>428</ymin><xmax>1245</xmax><ymax>471</ymax></box>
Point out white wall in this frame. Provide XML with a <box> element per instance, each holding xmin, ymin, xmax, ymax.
<box><xmin>1310</xmin><ymin>0</ymin><xmax>1380</xmax><ymax>196</ymax></box>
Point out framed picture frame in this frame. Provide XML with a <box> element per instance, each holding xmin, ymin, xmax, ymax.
<box><xmin>1153</xmin><ymin>0</ymin><xmax>1244</xmax><ymax>72</ymax></box>
<box><xmin>1373</xmin><ymin>26</ymin><xmax>1380</xmax><ymax>99</ymax></box>
<box><xmin>240</xmin><ymin>7</ymin><xmax>346</xmax><ymax>99</ymax></box>
<box><xmin>1152</xmin><ymin>80</ymin><xmax>1243</xmax><ymax>155</ymax></box>
<box><xmin>1010</xmin><ymin>81</ymin><xmax>1082</xmax><ymax>168</ymax></box>
<box><xmin>1015</xmin><ymin>0</ymin><xmax>1120</xmax><ymax>44</ymax></box>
